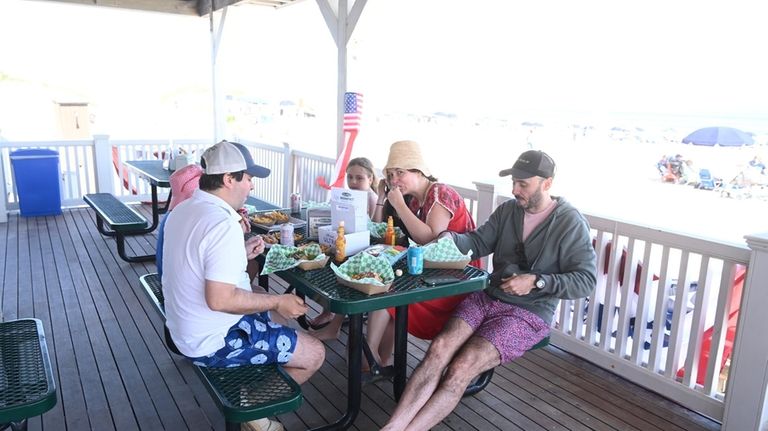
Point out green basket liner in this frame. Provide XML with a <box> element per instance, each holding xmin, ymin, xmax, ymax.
<box><xmin>262</xmin><ymin>243</ymin><xmax>326</xmax><ymax>275</ymax></box>
<box><xmin>414</xmin><ymin>237</ymin><xmax>473</xmax><ymax>262</ymax></box>
<box><xmin>330</xmin><ymin>252</ymin><xmax>395</xmax><ymax>285</ymax></box>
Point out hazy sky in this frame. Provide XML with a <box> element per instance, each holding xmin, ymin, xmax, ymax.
<box><xmin>1</xmin><ymin>0</ymin><xmax>766</xmax><ymax>136</ymax></box>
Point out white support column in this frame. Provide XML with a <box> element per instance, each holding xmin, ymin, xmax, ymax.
<box><xmin>93</xmin><ymin>134</ymin><xmax>114</xmax><ymax>194</ymax></box>
<box><xmin>282</xmin><ymin>142</ymin><xmax>293</xmax><ymax>208</ymax></box>
<box><xmin>0</xmin><ymin>151</ymin><xmax>7</xmax><ymax>222</ymax></box>
<box><xmin>315</xmin><ymin>0</ymin><xmax>367</xmax><ymax>157</ymax></box>
<box><xmin>722</xmin><ymin>232</ymin><xmax>768</xmax><ymax>431</ymax></box>
<box><xmin>335</xmin><ymin>0</ymin><xmax>348</xmax><ymax>157</ymax></box>
<box><xmin>210</xmin><ymin>6</ymin><xmax>227</xmax><ymax>143</ymax></box>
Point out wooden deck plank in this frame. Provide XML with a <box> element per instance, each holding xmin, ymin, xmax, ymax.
<box><xmin>69</xmin><ymin>208</ymin><xmax>176</xmax><ymax>430</ymax></box>
<box><xmin>1</xmin><ymin>207</ymin><xmax>722</xmax><ymax>431</ymax></box>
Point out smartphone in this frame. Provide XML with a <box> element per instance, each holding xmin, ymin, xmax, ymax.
<box><xmin>420</xmin><ymin>275</ymin><xmax>462</xmax><ymax>286</ymax></box>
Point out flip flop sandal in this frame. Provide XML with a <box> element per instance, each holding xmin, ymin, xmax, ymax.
<box><xmin>362</xmin><ymin>365</ymin><xmax>395</xmax><ymax>385</ymax></box>
<box><xmin>305</xmin><ymin>315</ymin><xmax>332</xmax><ymax>331</ymax></box>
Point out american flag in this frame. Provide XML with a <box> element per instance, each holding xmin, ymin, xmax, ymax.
<box><xmin>317</xmin><ymin>92</ymin><xmax>364</xmax><ymax>190</ymax></box>
<box><xmin>343</xmin><ymin>92</ymin><xmax>363</xmax><ymax>131</ymax></box>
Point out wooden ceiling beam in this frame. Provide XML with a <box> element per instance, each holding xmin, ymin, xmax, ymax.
<box><xmin>39</xmin><ymin>0</ymin><xmax>201</xmax><ymax>16</ymax></box>
<box><xmin>196</xmin><ymin>0</ymin><xmax>247</xmax><ymax>16</ymax></box>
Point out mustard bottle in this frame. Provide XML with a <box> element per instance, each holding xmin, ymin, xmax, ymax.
<box><xmin>384</xmin><ymin>215</ymin><xmax>396</xmax><ymax>246</ymax></box>
<box><xmin>335</xmin><ymin>221</ymin><xmax>346</xmax><ymax>263</ymax></box>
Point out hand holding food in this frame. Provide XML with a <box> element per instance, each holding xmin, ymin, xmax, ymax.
<box><xmin>275</xmin><ymin>294</ymin><xmax>308</xmax><ymax>320</ymax></box>
<box><xmin>245</xmin><ymin>235</ymin><xmax>264</xmax><ymax>259</ymax></box>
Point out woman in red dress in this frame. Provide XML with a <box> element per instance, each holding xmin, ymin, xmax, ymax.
<box><xmin>368</xmin><ymin>140</ymin><xmax>479</xmax><ymax>368</ymax></box>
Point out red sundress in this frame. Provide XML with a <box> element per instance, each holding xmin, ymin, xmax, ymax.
<box><xmin>389</xmin><ymin>183</ymin><xmax>479</xmax><ymax>340</ymax></box>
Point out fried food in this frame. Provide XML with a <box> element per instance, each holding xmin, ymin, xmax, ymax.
<box><xmin>265</xmin><ymin>211</ymin><xmax>290</xmax><ymax>223</ymax></box>
<box><xmin>261</xmin><ymin>232</ymin><xmax>304</xmax><ymax>246</ymax></box>
<box><xmin>250</xmin><ymin>215</ymin><xmax>275</xmax><ymax>226</ymax></box>
<box><xmin>261</xmin><ymin>232</ymin><xmax>280</xmax><ymax>244</ymax></box>
<box><xmin>350</xmin><ymin>272</ymin><xmax>384</xmax><ymax>283</ymax></box>
<box><xmin>250</xmin><ymin>211</ymin><xmax>291</xmax><ymax>225</ymax></box>
<box><xmin>291</xmin><ymin>249</ymin><xmax>319</xmax><ymax>261</ymax></box>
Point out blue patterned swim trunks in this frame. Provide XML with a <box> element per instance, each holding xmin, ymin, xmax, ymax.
<box><xmin>190</xmin><ymin>312</ymin><xmax>298</xmax><ymax>368</ymax></box>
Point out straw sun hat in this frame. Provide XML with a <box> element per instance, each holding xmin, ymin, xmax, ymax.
<box><xmin>383</xmin><ymin>140</ymin><xmax>432</xmax><ymax>177</ymax></box>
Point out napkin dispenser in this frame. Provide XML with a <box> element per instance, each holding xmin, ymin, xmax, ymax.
<box><xmin>169</xmin><ymin>154</ymin><xmax>195</xmax><ymax>171</ymax></box>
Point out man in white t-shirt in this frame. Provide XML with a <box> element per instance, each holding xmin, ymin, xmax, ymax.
<box><xmin>163</xmin><ymin>140</ymin><xmax>324</xmax><ymax>431</ymax></box>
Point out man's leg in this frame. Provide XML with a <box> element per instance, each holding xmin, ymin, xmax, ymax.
<box><xmin>381</xmin><ymin>317</ymin><xmax>474</xmax><ymax>431</ymax></box>
<box><xmin>283</xmin><ymin>331</ymin><xmax>325</xmax><ymax>384</ymax></box>
<box><xmin>406</xmin><ymin>336</ymin><xmax>499</xmax><ymax>431</ymax></box>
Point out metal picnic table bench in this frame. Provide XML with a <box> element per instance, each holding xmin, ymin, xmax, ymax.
<box><xmin>138</xmin><ymin>273</ymin><xmax>302</xmax><ymax>430</ymax></box>
<box><xmin>83</xmin><ymin>193</ymin><xmax>154</xmax><ymax>263</ymax></box>
<box><xmin>0</xmin><ymin>318</ymin><xmax>57</xmax><ymax>431</ymax></box>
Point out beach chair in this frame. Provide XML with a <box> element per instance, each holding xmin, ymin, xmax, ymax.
<box><xmin>697</xmin><ymin>169</ymin><xmax>716</xmax><ymax>190</ymax></box>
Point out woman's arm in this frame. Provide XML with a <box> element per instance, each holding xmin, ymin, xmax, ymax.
<box><xmin>389</xmin><ymin>187</ymin><xmax>451</xmax><ymax>244</ymax></box>
<box><xmin>367</xmin><ymin>189</ymin><xmax>378</xmax><ymax>218</ymax></box>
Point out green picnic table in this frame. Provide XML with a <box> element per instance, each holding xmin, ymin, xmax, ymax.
<box><xmin>0</xmin><ymin>319</ymin><xmax>57</xmax><ymax>431</ymax></box>
<box><xmin>277</xmin><ymin>259</ymin><xmax>488</xmax><ymax>431</ymax></box>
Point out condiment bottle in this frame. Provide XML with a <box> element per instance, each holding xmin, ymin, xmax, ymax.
<box><xmin>384</xmin><ymin>216</ymin><xmax>396</xmax><ymax>246</ymax></box>
<box><xmin>334</xmin><ymin>221</ymin><xmax>346</xmax><ymax>263</ymax></box>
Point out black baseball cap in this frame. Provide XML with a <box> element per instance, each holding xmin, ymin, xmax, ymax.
<box><xmin>499</xmin><ymin>150</ymin><xmax>556</xmax><ymax>179</ymax></box>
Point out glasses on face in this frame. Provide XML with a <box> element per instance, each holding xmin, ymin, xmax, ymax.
<box><xmin>515</xmin><ymin>242</ymin><xmax>530</xmax><ymax>270</ymax></box>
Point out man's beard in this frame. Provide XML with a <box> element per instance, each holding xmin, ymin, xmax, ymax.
<box><xmin>515</xmin><ymin>187</ymin><xmax>543</xmax><ymax>212</ymax></box>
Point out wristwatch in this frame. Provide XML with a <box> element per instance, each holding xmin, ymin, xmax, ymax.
<box><xmin>534</xmin><ymin>274</ymin><xmax>545</xmax><ymax>289</ymax></box>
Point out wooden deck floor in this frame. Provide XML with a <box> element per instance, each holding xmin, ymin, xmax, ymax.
<box><xmin>0</xmin><ymin>205</ymin><xmax>722</xmax><ymax>431</ymax></box>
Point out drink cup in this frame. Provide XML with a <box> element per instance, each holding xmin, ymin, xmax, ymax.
<box><xmin>407</xmin><ymin>247</ymin><xmax>423</xmax><ymax>275</ymax></box>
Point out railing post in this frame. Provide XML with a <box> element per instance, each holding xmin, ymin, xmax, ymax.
<box><xmin>722</xmin><ymin>232</ymin><xmax>768</xmax><ymax>431</ymax></box>
<box><xmin>282</xmin><ymin>142</ymin><xmax>293</xmax><ymax>208</ymax></box>
<box><xmin>473</xmin><ymin>181</ymin><xmax>496</xmax><ymax>270</ymax></box>
<box><xmin>473</xmin><ymin>181</ymin><xmax>496</xmax><ymax>226</ymax></box>
<box><xmin>93</xmin><ymin>135</ymin><xmax>114</xmax><ymax>194</ymax></box>
<box><xmin>0</xmin><ymin>151</ymin><xmax>7</xmax><ymax>223</ymax></box>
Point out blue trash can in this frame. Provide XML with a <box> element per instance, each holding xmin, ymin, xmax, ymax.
<box><xmin>10</xmin><ymin>149</ymin><xmax>62</xmax><ymax>217</ymax></box>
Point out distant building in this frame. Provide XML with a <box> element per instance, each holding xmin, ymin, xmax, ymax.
<box><xmin>55</xmin><ymin>101</ymin><xmax>91</xmax><ymax>139</ymax></box>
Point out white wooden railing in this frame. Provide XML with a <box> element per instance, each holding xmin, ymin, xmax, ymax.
<box><xmin>1</xmin><ymin>136</ymin><xmax>766</xmax><ymax>430</ymax></box>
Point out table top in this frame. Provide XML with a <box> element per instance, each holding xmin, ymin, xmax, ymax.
<box><xmin>278</xmin><ymin>259</ymin><xmax>488</xmax><ymax>315</ymax></box>
<box><xmin>125</xmin><ymin>160</ymin><xmax>171</xmax><ymax>187</ymax></box>
<box><xmin>245</xmin><ymin>196</ymin><xmax>284</xmax><ymax>212</ymax></box>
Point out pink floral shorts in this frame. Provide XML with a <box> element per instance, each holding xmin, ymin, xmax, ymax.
<box><xmin>454</xmin><ymin>291</ymin><xmax>550</xmax><ymax>364</ymax></box>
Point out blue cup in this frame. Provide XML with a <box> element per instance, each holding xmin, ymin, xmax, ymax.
<box><xmin>407</xmin><ymin>246</ymin><xmax>424</xmax><ymax>275</ymax></box>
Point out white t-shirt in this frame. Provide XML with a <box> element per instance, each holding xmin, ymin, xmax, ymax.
<box><xmin>162</xmin><ymin>189</ymin><xmax>251</xmax><ymax>357</ymax></box>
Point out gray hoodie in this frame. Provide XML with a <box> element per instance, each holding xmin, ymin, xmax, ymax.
<box><xmin>450</xmin><ymin>196</ymin><xmax>597</xmax><ymax>324</ymax></box>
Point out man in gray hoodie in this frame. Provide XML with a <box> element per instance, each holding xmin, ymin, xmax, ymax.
<box><xmin>382</xmin><ymin>150</ymin><xmax>597</xmax><ymax>431</ymax></box>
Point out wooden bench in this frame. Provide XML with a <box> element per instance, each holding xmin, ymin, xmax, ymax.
<box><xmin>0</xmin><ymin>318</ymin><xmax>57</xmax><ymax>431</ymax></box>
<box><xmin>139</xmin><ymin>273</ymin><xmax>302</xmax><ymax>430</ymax></box>
<box><xmin>83</xmin><ymin>193</ymin><xmax>154</xmax><ymax>263</ymax></box>
<box><xmin>463</xmin><ymin>334</ymin><xmax>551</xmax><ymax>397</ymax></box>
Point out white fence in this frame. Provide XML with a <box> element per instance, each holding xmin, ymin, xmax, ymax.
<box><xmin>1</xmin><ymin>136</ymin><xmax>766</xmax><ymax>429</ymax></box>
<box><xmin>0</xmin><ymin>136</ymin><xmax>334</xmax><ymax>214</ymax></box>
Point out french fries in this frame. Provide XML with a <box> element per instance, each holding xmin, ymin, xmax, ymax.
<box><xmin>250</xmin><ymin>211</ymin><xmax>290</xmax><ymax>226</ymax></box>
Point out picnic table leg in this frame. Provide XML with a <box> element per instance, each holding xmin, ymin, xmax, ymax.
<box><xmin>309</xmin><ymin>313</ymin><xmax>363</xmax><ymax>431</ymax></box>
<box><xmin>393</xmin><ymin>305</ymin><xmax>409</xmax><ymax>401</ymax></box>
<box><xmin>115</xmin><ymin>232</ymin><xmax>156</xmax><ymax>263</ymax></box>
<box><xmin>148</xmin><ymin>185</ymin><xmax>160</xmax><ymax>231</ymax></box>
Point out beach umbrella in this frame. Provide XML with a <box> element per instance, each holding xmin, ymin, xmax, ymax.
<box><xmin>682</xmin><ymin>126</ymin><xmax>754</xmax><ymax>147</ymax></box>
